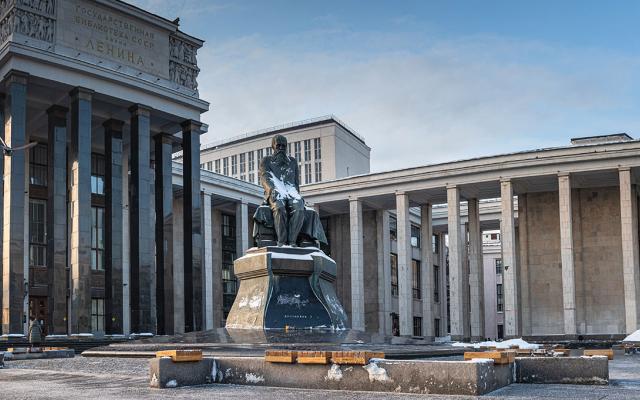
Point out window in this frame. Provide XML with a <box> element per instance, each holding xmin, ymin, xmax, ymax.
<box><xmin>91</xmin><ymin>154</ymin><xmax>105</xmax><ymax>195</ymax></box>
<box><xmin>304</xmin><ymin>139</ymin><xmax>311</xmax><ymax>161</ymax></box>
<box><xmin>411</xmin><ymin>225</ymin><xmax>420</xmax><ymax>248</ymax></box>
<box><xmin>200</xmin><ymin>163</ymin><xmax>205</xmax><ymax>169</ymax></box>
<box><xmin>257</xmin><ymin>149</ymin><xmax>264</xmax><ymax>164</ymax></box>
<box><xmin>91</xmin><ymin>298</ymin><xmax>104</xmax><ymax>334</ymax></box>
<box><xmin>294</xmin><ymin>141</ymin><xmax>301</xmax><ymax>161</ymax></box>
<box><xmin>390</xmin><ymin>253</ymin><xmax>398</xmax><ymax>296</ymax></box>
<box><xmin>206</xmin><ymin>161</ymin><xmax>213</xmax><ymax>171</ymax></box>
<box><xmin>266</xmin><ymin>147</ymin><xmax>272</xmax><ymax>156</ymax></box>
<box><xmin>222</xmin><ymin>214</ymin><xmax>238</xmax><ymax>317</ymax></box>
<box><xmin>314</xmin><ymin>161</ymin><xmax>322</xmax><ymax>182</ymax></box>
<box><xmin>389</xmin><ymin>216</ymin><xmax>397</xmax><ymax>241</ymax></box>
<box><xmin>249</xmin><ymin>173</ymin><xmax>255</xmax><ymax>183</ymax></box>
<box><xmin>413</xmin><ymin>317</ymin><xmax>422</xmax><ymax>337</ymax></box>
<box><xmin>434</xmin><ymin>318</ymin><xmax>440</xmax><ymax>337</ymax></box>
<box><xmin>231</xmin><ymin>155</ymin><xmax>238</xmax><ymax>175</ymax></box>
<box><xmin>240</xmin><ymin>175</ymin><xmax>246</xmax><ymax>181</ymax></box>
<box><xmin>314</xmin><ymin>137</ymin><xmax>321</xmax><ymax>159</ymax></box>
<box><xmin>432</xmin><ymin>234</ymin><xmax>439</xmax><ymax>254</ymax></box>
<box><xmin>29</xmin><ymin>199</ymin><xmax>47</xmax><ymax>267</ymax></box>
<box><xmin>304</xmin><ymin>164</ymin><xmax>311</xmax><ymax>184</ymax></box>
<box><xmin>214</xmin><ymin>159</ymin><xmax>221</xmax><ymax>174</ymax></box>
<box><xmin>29</xmin><ymin>144</ymin><xmax>47</xmax><ymax>186</ymax></box>
<box><xmin>433</xmin><ymin>265</ymin><xmax>440</xmax><ymax>303</ymax></box>
<box><xmin>239</xmin><ymin>153</ymin><xmax>246</xmax><ymax>174</ymax></box>
<box><xmin>248</xmin><ymin>151</ymin><xmax>255</xmax><ymax>172</ymax></box>
<box><xmin>91</xmin><ymin>207</ymin><xmax>105</xmax><ymax>271</ymax></box>
<box><xmin>495</xmin><ymin>258</ymin><xmax>503</xmax><ymax>274</ymax></box>
<box><xmin>412</xmin><ymin>259</ymin><xmax>421</xmax><ymax>299</ymax></box>
<box><xmin>497</xmin><ymin>284</ymin><xmax>504</xmax><ymax>312</ymax></box>
<box><xmin>223</xmin><ymin>157</ymin><xmax>229</xmax><ymax>175</ymax></box>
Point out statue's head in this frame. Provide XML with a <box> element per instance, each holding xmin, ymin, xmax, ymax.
<box><xmin>271</xmin><ymin>134</ymin><xmax>287</xmax><ymax>155</ymax></box>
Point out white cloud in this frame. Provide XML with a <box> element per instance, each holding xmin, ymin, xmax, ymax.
<box><xmin>127</xmin><ymin>1</ymin><xmax>640</xmax><ymax>172</ymax></box>
<box><xmin>197</xmin><ymin>31</ymin><xmax>640</xmax><ymax>172</ymax></box>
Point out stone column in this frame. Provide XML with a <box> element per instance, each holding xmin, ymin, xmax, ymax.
<box><xmin>438</xmin><ymin>231</ymin><xmax>448</xmax><ymax>336</ymax></box>
<box><xmin>620</xmin><ymin>167</ymin><xmax>640</xmax><ymax>333</ymax></box>
<box><xmin>235</xmin><ymin>200</ymin><xmax>249</xmax><ymax>256</ymax></box>
<box><xmin>203</xmin><ymin>193</ymin><xmax>213</xmax><ymax>330</ymax></box>
<box><xmin>211</xmin><ymin>208</ymin><xmax>224</xmax><ymax>328</ymax></box>
<box><xmin>349</xmin><ymin>198</ymin><xmax>365</xmax><ymax>331</ymax></box>
<box><xmin>447</xmin><ymin>185</ymin><xmax>466</xmax><ymax>340</ymax></box>
<box><xmin>129</xmin><ymin>104</ymin><xmax>153</xmax><ymax>334</ymax></box>
<box><xmin>558</xmin><ymin>173</ymin><xmax>577</xmax><ymax>336</ymax></box>
<box><xmin>104</xmin><ymin>119</ymin><xmax>124</xmax><ymax>335</ymax></box>
<box><xmin>376</xmin><ymin>209</ymin><xmax>392</xmax><ymax>335</ymax></box>
<box><xmin>396</xmin><ymin>192</ymin><xmax>413</xmax><ymax>336</ymax></box>
<box><xmin>420</xmin><ymin>203</ymin><xmax>435</xmax><ymax>340</ymax></box>
<box><xmin>69</xmin><ymin>87</ymin><xmax>93</xmax><ymax>334</ymax></box>
<box><xmin>500</xmin><ymin>179</ymin><xmax>519</xmax><ymax>337</ymax></box>
<box><xmin>182</xmin><ymin>120</ymin><xmax>203</xmax><ymax>332</ymax></box>
<box><xmin>468</xmin><ymin>198</ymin><xmax>484</xmax><ymax>340</ymax></box>
<box><xmin>122</xmin><ymin>143</ymin><xmax>131</xmax><ymax>335</ymax></box>
<box><xmin>2</xmin><ymin>71</ymin><xmax>28</xmax><ymax>335</ymax></box>
<box><xmin>46</xmin><ymin>105</ymin><xmax>68</xmax><ymax>335</ymax></box>
<box><xmin>154</xmin><ymin>132</ymin><xmax>174</xmax><ymax>335</ymax></box>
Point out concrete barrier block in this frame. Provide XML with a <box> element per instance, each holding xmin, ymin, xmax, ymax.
<box><xmin>216</xmin><ymin>357</ymin><xmax>514</xmax><ymax>395</ymax></box>
<box><xmin>149</xmin><ymin>357</ymin><xmax>216</xmax><ymax>388</ymax></box>
<box><xmin>515</xmin><ymin>357</ymin><xmax>608</xmax><ymax>385</ymax></box>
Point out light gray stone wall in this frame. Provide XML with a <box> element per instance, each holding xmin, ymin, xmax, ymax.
<box><xmin>520</xmin><ymin>187</ymin><xmax>626</xmax><ymax>336</ymax></box>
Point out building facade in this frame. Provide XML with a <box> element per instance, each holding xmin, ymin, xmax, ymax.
<box><xmin>1</xmin><ymin>1</ymin><xmax>639</xmax><ymax>343</ymax></box>
<box><xmin>0</xmin><ymin>0</ymin><xmax>207</xmax><ymax>336</ymax></box>
<box><xmin>194</xmin><ymin>116</ymin><xmax>371</xmax><ymax>185</ymax></box>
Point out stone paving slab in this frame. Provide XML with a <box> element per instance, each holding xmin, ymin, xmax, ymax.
<box><xmin>1</xmin><ymin>355</ymin><xmax>639</xmax><ymax>399</ymax></box>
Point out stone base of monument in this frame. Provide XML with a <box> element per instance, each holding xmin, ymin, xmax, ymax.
<box><xmin>149</xmin><ymin>356</ymin><xmax>515</xmax><ymax>394</ymax></box>
<box><xmin>225</xmin><ymin>246</ymin><xmax>348</xmax><ymax>330</ymax></box>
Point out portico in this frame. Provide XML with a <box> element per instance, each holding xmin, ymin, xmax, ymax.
<box><xmin>303</xmin><ymin>138</ymin><xmax>640</xmax><ymax>340</ymax></box>
<box><xmin>0</xmin><ymin>0</ymin><xmax>207</xmax><ymax>336</ymax></box>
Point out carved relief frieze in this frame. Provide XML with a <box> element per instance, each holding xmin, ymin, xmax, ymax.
<box><xmin>169</xmin><ymin>34</ymin><xmax>200</xmax><ymax>91</ymax></box>
<box><xmin>0</xmin><ymin>0</ymin><xmax>55</xmax><ymax>45</ymax></box>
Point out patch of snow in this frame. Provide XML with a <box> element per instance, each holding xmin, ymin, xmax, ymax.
<box><xmin>451</xmin><ymin>338</ymin><xmax>540</xmax><ymax>350</ymax></box>
<box><xmin>165</xmin><ymin>379</ymin><xmax>178</xmax><ymax>388</ymax></box>
<box><xmin>623</xmin><ymin>329</ymin><xmax>640</xmax><ymax>342</ymax></box>
<box><xmin>44</xmin><ymin>334</ymin><xmax>67</xmax><ymax>338</ymax></box>
<box><xmin>363</xmin><ymin>362</ymin><xmax>392</xmax><ymax>383</ymax></box>
<box><xmin>326</xmin><ymin>364</ymin><xmax>343</xmax><ymax>381</ymax></box>
<box><xmin>277</xmin><ymin>294</ymin><xmax>308</xmax><ymax>308</ymax></box>
<box><xmin>245</xmin><ymin>373</ymin><xmax>265</xmax><ymax>383</ymax></box>
<box><xmin>434</xmin><ymin>335</ymin><xmax>451</xmax><ymax>343</ymax></box>
<box><xmin>238</xmin><ymin>297</ymin><xmax>249</xmax><ymax>308</ymax></box>
<box><xmin>268</xmin><ymin>171</ymin><xmax>301</xmax><ymax>200</ymax></box>
<box><xmin>469</xmin><ymin>358</ymin><xmax>494</xmax><ymax>363</ymax></box>
<box><xmin>270</xmin><ymin>252</ymin><xmax>313</xmax><ymax>260</ymax></box>
<box><xmin>150</xmin><ymin>373</ymin><xmax>158</xmax><ymax>386</ymax></box>
<box><xmin>248</xmin><ymin>295</ymin><xmax>262</xmax><ymax>310</ymax></box>
<box><xmin>309</xmin><ymin>251</ymin><xmax>334</xmax><ymax>262</ymax></box>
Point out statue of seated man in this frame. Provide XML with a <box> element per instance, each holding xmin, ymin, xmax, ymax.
<box><xmin>259</xmin><ymin>134</ymin><xmax>305</xmax><ymax>246</ymax></box>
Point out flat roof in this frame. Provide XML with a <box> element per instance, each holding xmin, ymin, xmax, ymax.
<box><xmin>199</xmin><ymin>115</ymin><xmax>368</xmax><ymax>155</ymax></box>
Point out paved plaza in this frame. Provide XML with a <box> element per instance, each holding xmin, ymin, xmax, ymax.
<box><xmin>1</xmin><ymin>355</ymin><xmax>639</xmax><ymax>399</ymax></box>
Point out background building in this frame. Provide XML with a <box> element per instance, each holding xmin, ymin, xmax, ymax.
<box><xmin>192</xmin><ymin>115</ymin><xmax>371</xmax><ymax>185</ymax></box>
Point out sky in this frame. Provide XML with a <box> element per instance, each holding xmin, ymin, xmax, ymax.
<box><xmin>130</xmin><ymin>0</ymin><xmax>640</xmax><ymax>172</ymax></box>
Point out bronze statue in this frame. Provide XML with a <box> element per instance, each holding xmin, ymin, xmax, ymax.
<box><xmin>259</xmin><ymin>134</ymin><xmax>305</xmax><ymax>246</ymax></box>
